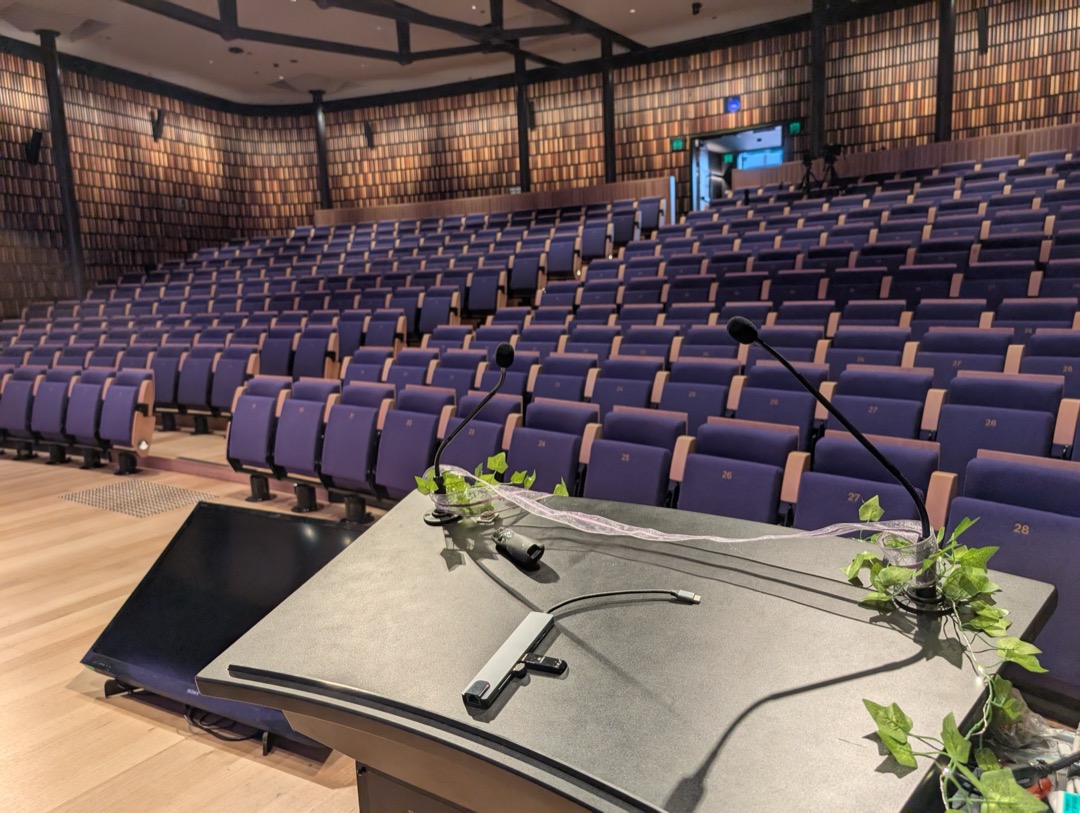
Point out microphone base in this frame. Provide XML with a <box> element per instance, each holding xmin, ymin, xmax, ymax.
<box><xmin>894</xmin><ymin>584</ymin><xmax>950</xmax><ymax>617</ymax></box>
<box><xmin>423</xmin><ymin>508</ymin><xmax>462</xmax><ymax>527</ymax></box>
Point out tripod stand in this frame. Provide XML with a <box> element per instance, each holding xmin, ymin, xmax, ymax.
<box><xmin>800</xmin><ymin>152</ymin><xmax>819</xmax><ymax>196</ymax></box>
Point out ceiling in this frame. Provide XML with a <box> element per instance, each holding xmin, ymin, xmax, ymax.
<box><xmin>0</xmin><ymin>0</ymin><xmax>811</xmax><ymax>105</ymax></box>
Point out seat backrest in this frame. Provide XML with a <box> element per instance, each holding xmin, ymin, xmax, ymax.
<box><xmin>746</xmin><ymin>361</ymin><xmax>829</xmax><ymax>392</ymax></box>
<box><xmin>525</xmin><ymin>399</ymin><xmax>599</xmax><ymax>436</ymax></box>
<box><xmin>602</xmin><ymin>410</ymin><xmax>685</xmax><ymax>454</ymax></box>
<box><xmin>395</xmin><ymin>386</ymin><xmax>454</xmax><ymax>415</ymax></box>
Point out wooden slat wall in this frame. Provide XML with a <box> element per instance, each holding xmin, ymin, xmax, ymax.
<box><xmin>612</xmin><ymin>32</ymin><xmax>812</xmax><ymax>214</ymax></box>
<box><xmin>325</xmin><ymin>89</ymin><xmax>519</xmax><ymax>208</ymax></box>
<box><xmin>734</xmin><ymin>119</ymin><xmax>1080</xmax><ymax>189</ymax></box>
<box><xmin>953</xmin><ymin>0</ymin><xmax>1080</xmax><ymax>138</ymax></box>
<box><xmin>529</xmin><ymin>73</ymin><xmax>605</xmax><ymax>191</ymax></box>
<box><xmin>0</xmin><ymin>53</ymin><xmax>70</xmax><ymax>316</ymax></box>
<box><xmin>825</xmin><ymin>2</ymin><xmax>938</xmax><ymax>153</ymax></box>
<box><xmin>314</xmin><ymin>176</ymin><xmax>672</xmax><ymax>227</ymax></box>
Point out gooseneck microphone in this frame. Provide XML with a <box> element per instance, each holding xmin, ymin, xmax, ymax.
<box><xmin>424</xmin><ymin>342</ymin><xmax>515</xmax><ymax>527</ymax></box>
<box><xmin>726</xmin><ymin>316</ymin><xmax>939</xmax><ymax>609</ymax></box>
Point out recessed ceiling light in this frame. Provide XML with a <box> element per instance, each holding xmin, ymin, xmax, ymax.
<box><xmin>278</xmin><ymin>75</ymin><xmax>284</xmax><ymax>80</ymax></box>
<box><xmin>630</xmin><ymin>8</ymin><xmax>636</xmax><ymax>12</ymax></box>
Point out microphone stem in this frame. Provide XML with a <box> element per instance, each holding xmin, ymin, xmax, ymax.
<box><xmin>432</xmin><ymin>366</ymin><xmax>508</xmax><ymax>481</ymax></box>
<box><xmin>755</xmin><ymin>341</ymin><xmax>933</xmax><ymax>541</ymax></box>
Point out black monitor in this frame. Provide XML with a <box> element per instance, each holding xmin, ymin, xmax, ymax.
<box><xmin>82</xmin><ymin>502</ymin><xmax>357</xmax><ymax>743</ymax></box>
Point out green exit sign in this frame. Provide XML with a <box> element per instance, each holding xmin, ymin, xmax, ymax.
<box><xmin>670</xmin><ymin>137</ymin><xmax>687</xmax><ymax>152</ymax></box>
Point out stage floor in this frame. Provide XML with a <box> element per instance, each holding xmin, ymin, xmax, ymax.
<box><xmin>0</xmin><ymin>453</ymin><xmax>363</xmax><ymax>813</ymax></box>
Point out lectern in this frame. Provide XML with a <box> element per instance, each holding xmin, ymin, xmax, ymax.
<box><xmin>198</xmin><ymin>492</ymin><xmax>1056</xmax><ymax>812</ymax></box>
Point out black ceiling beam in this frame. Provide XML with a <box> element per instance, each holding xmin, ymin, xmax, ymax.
<box><xmin>117</xmin><ymin>0</ymin><xmax>221</xmax><ymax>34</ymax></box>
<box><xmin>217</xmin><ymin>0</ymin><xmax>238</xmax><ymax>39</ymax></box>
<box><xmin>323</xmin><ymin>0</ymin><xmax>561</xmax><ymax>67</ymax></box>
<box><xmin>490</xmin><ymin>0</ymin><xmax>503</xmax><ymax>30</ymax></box>
<box><xmin>515</xmin><ymin>0</ymin><xmax>644</xmax><ymax>52</ymax></box>
<box><xmin>503</xmin><ymin>24</ymin><xmax>577</xmax><ymax>39</ymax></box>
<box><xmin>396</xmin><ymin>20</ymin><xmax>411</xmax><ymax>64</ymax></box>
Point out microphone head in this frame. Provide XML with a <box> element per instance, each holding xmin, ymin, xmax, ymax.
<box><xmin>494</xmin><ymin>342</ymin><xmax>515</xmax><ymax>369</ymax></box>
<box><xmin>726</xmin><ymin>316</ymin><xmax>759</xmax><ymax>346</ymax></box>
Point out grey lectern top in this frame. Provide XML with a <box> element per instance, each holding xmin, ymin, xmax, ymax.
<box><xmin>198</xmin><ymin>492</ymin><xmax>1057</xmax><ymax>812</ymax></box>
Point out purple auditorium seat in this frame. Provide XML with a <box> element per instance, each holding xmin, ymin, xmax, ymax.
<box><xmin>258</xmin><ymin>326</ymin><xmax>297</xmax><ymax>378</ymax></box>
<box><xmin>515</xmin><ymin>325</ymin><xmax>567</xmax><ymax>360</ymax></box>
<box><xmin>272</xmin><ymin>379</ymin><xmax>341</xmax><ymax>512</ymax></box>
<box><xmin>768</xmin><ymin>270</ymin><xmax>827</xmax><ymax>304</ymax></box>
<box><xmin>583</xmin><ymin>260</ymin><xmax>621</xmax><ymax>282</ymax></box>
<box><xmin>706</xmin><ymin>250</ymin><xmax>753</xmax><ymax>276</ymax></box>
<box><xmin>389</xmin><ymin>287</ymin><xmax>425</xmax><ymax>337</ymax></box>
<box><xmin>927</xmin><ymin>214</ymin><xmax>981</xmax><ymax>241</ymax></box>
<box><xmin>478</xmin><ymin>350</ymin><xmax>540</xmax><ymax>399</ymax></box>
<box><xmin>440</xmin><ymin>392</ymin><xmax>521</xmax><ymax>473</ymax></box>
<box><xmin>664</xmin><ymin>303</ymin><xmax>716</xmax><ymax>332</ymax></box>
<box><xmin>226</xmin><ymin>376</ymin><xmax>293</xmax><ymax>500</ymax></box>
<box><xmin>364</xmin><ymin>309</ymin><xmax>407</xmax><ymax>352</ymax></box>
<box><xmin>564</xmin><ymin>325</ymin><xmax>619</xmax><ymax>360</ymax></box>
<box><xmin>659</xmin><ymin>238</ymin><xmax>698</xmax><ymax>257</ymax></box>
<box><xmin>470</xmin><ymin>324</ymin><xmax>519</xmax><ymax>357</ymax></box>
<box><xmin>467</xmin><ymin>267</ymin><xmax>506</xmax><ymax>315</ymax></box>
<box><xmin>386</xmin><ymin>345</ymin><xmax>440</xmax><ymax>393</ymax></box>
<box><xmin>28</xmin><ymin>345</ymin><xmax>62</xmax><ymax>367</ymax></box>
<box><xmin>805</xmin><ymin>244</ymin><xmax>856</xmax><ymax>273</ymax></box>
<box><xmin>580</xmin><ymin>221</ymin><xmax>612</xmax><ymax>264</ymax></box>
<box><xmin>64</xmin><ymin>368</ymin><xmax>115</xmax><ymax>468</ymax></box>
<box><xmin>337</xmin><ymin>309</ymin><xmax>371</xmax><ymax>357</ymax></box>
<box><xmin>618</xmin><ymin>325</ymin><xmax>680</xmax><ymax>361</ymax></box>
<box><xmin>677</xmin><ymin>418</ymin><xmax>797</xmax><ymax>523</ymax></box>
<box><xmin>829</xmin><ymin>366</ymin><xmax>932</xmax><ymax>439</ymax></box>
<box><xmin>987</xmin><ymin>208</ymin><xmax>1049</xmax><ymax>236</ymax></box>
<box><xmin>98</xmin><ymin>369</ymin><xmax>155</xmax><ymax>474</ymax></box>
<box><xmin>508</xmin><ymin>250</ymin><xmax>545</xmax><ymax>297</ymax></box>
<box><xmin>429</xmin><ymin>350</ymin><xmax>486</xmax><ymax>401</ymax></box>
<box><xmin>621</xmin><ymin>276</ymin><xmax>666</xmax><ymax>306</ymax></box>
<box><xmin>637</xmin><ymin>197</ymin><xmax>663</xmax><ymax>237</ymax></box>
<box><xmin>0</xmin><ymin>366</ymin><xmax>46</xmax><ymax>457</ymax></box>
<box><xmin>589</xmin><ymin>356</ymin><xmax>664</xmax><ymax>419</ymax></box>
<box><xmin>992</xmin><ymin>297</ymin><xmax>1077</xmax><ymax>342</ymax></box>
<box><xmin>58</xmin><ymin>344</ymin><xmax>94</xmax><ymax>368</ymax></box>
<box><xmin>531</xmin><ymin>352</ymin><xmax>598</xmax><ymax>402</ymax></box>
<box><xmin>544</xmin><ymin>236</ymin><xmax>578</xmax><ymax>280</ymax></box>
<box><xmin>292</xmin><ymin>325</ymin><xmax>339</xmax><ymax>380</ymax></box>
<box><xmin>736</xmin><ymin>362</ymin><xmax>828</xmax><ymax>450</ymax></box>
<box><xmin>176</xmin><ymin>344</ymin><xmax>222</xmax><ymax>432</ymax></box>
<box><xmin>914</xmin><ymin>327</ymin><xmax>1012</xmax><ymax>386</ymax></box>
<box><xmin>1020</xmin><ymin>329</ymin><xmax>1080</xmax><ymax>397</ymax></box>
<box><xmin>1041</xmin><ymin>188</ymin><xmax>1080</xmax><ymax>214</ymax></box>
<box><xmin>957</xmin><ymin>260</ymin><xmax>1034</xmax><ymax>307</ymax></box>
<box><xmin>150</xmin><ymin>343</ymin><xmax>188</xmax><ymax>430</ymax></box>
<box><xmin>946</xmin><ymin>453</ymin><xmax>1080</xmax><ymax>715</ymax></box>
<box><xmin>875</xmin><ymin>219</ymin><xmax>926</xmax><ymax>246</ymax></box>
<box><xmin>662</xmin><ymin>253</ymin><xmax>707</xmax><ymax>278</ymax></box>
<box><xmin>889</xmin><ymin>262</ymin><xmax>960</xmax><ymax>309</ymax></box>
<box><xmin>622</xmin><ymin>256</ymin><xmax>663</xmax><ymax>280</ymax></box>
<box><xmin>752</xmin><ymin>248</ymin><xmax>803</xmax><ymax>275</ymax></box>
<box><xmin>826</xmin><ymin>223</ymin><xmax>874</xmax><ymax>250</ymax></box>
<box><xmin>531</xmin><ymin>305</ymin><xmax>573</xmax><ymax>327</ymax></box>
<box><xmin>374</xmin><ymin>386</ymin><xmax>455</xmax><ymax>499</ymax></box>
<box><xmin>505</xmin><ymin>400</ymin><xmax>600</xmax><ymax>494</ymax></box>
<box><xmin>857</xmin><ymin>243</ymin><xmax>911</xmax><ymax>274</ymax></box>
<box><xmin>936</xmin><ymin>372</ymin><xmax>1062</xmax><ymax>489</ymax></box>
<box><xmin>666</xmin><ymin>275</ymin><xmax>716</xmax><ymax>305</ymax></box>
<box><xmin>678</xmin><ymin>324</ymin><xmax>740</xmax><ymax>360</ymax></box>
<box><xmin>825</xmin><ymin>326</ymin><xmax>911</xmax><ymax>377</ymax></box>
<box><xmin>583</xmin><ymin>410</ymin><xmax>686</xmax><ymax>507</ymax></box>
<box><xmin>423</xmin><ymin>324</ymin><xmax>473</xmax><ymax>354</ymax></box>
<box><xmin>85</xmin><ymin>343</ymin><xmax>124</xmax><ymax>369</ymax></box>
<box><xmin>977</xmin><ymin>233</ymin><xmax>1046</xmax><ymax>267</ymax></box>
<box><xmin>209</xmin><ymin>344</ymin><xmax>258</xmax><ymax>415</ymax></box>
<box><xmin>488</xmin><ymin>306</ymin><xmax>532</xmax><ymax>332</ymax></box>
<box><xmin>658</xmin><ymin>358</ymin><xmax>739</xmax><ymax>434</ymax></box>
<box><xmin>29</xmin><ymin>366</ymin><xmax>83</xmax><ymax>462</ymax></box>
<box><xmin>908</xmin><ymin>298</ymin><xmax>988</xmax><ymax>339</ymax></box>
<box><xmin>747</xmin><ymin>324</ymin><xmax>824</xmax><ymax>368</ymax></box>
<box><xmin>616</xmin><ymin>304</ymin><xmax>664</xmax><ymax>327</ymax></box>
<box><xmin>792</xmin><ymin>434</ymin><xmax>938</xmax><ymax>529</ymax></box>
<box><xmin>117</xmin><ymin>343</ymin><xmax>156</xmax><ymax>370</ymax></box>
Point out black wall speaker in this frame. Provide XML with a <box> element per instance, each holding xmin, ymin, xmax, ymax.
<box><xmin>976</xmin><ymin>6</ymin><xmax>990</xmax><ymax>54</ymax></box>
<box><xmin>151</xmin><ymin>108</ymin><xmax>166</xmax><ymax>142</ymax></box>
<box><xmin>24</xmin><ymin>129</ymin><xmax>43</xmax><ymax>165</ymax></box>
<box><xmin>362</xmin><ymin>120</ymin><xmax>374</xmax><ymax>147</ymax></box>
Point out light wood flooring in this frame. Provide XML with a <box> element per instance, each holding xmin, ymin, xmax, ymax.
<box><xmin>0</xmin><ymin>452</ymin><xmax>361</xmax><ymax>813</ymax></box>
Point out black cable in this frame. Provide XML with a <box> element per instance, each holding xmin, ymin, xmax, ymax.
<box><xmin>1009</xmin><ymin>748</ymin><xmax>1080</xmax><ymax>783</ymax></box>
<box><xmin>546</xmin><ymin>588</ymin><xmax>700</xmax><ymax>615</ymax></box>
<box><xmin>184</xmin><ymin>706</ymin><xmax>261</xmax><ymax>742</ymax></box>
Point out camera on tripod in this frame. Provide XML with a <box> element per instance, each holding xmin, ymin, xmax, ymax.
<box><xmin>801</xmin><ymin>143</ymin><xmax>846</xmax><ymax>193</ymax></box>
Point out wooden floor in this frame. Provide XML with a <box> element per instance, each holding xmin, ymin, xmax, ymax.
<box><xmin>0</xmin><ymin>451</ymin><xmax>360</xmax><ymax>813</ymax></box>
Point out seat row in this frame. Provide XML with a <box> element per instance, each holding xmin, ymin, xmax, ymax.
<box><xmin>0</xmin><ymin>367</ymin><xmax>154</xmax><ymax>472</ymax></box>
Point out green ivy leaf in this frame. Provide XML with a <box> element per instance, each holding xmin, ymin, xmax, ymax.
<box><xmin>486</xmin><ymin>453</ymin><xmax>508</xmax><ymax>474</ymax></box>
<box><xmin>978</xmin><ymin>768</ymin><xmax>1049</xmax><ymax>813</ymax></box>
<box><xmin>553</xmin><ymin>480</ymin><xmax>569</xmax><ymax>497</ymax></box>
<box><xmin>940</xmin><ymin>564</ymin><xmax>998</xmax><ymax>602</ymax></box>
<box><xmin>955</xmin><ymin>545</ymin><xmax>998</xmax><ymax>570</ymax></box>
<box><xmin>872</xmin><ymin>565</ymin><xmax>915</xmax><ymax>592</ymax></box>
<box><xmin>947</xmin><ymin>516</ymin><xmax>979</xmax><ymax>545</ymax></box>
<box><xmin>523</xmin><ymin>471</ymin><xmax>537</xmax><ymax>490</ymax></box>
<box><xmin>859</xmin><ymin>495</ymin><xmax>884</xmax><ymax>522</ymax></box>
<box><xmin>964</xmin><ymin>603</ymin><xmax>1012</xmax><ymax>637</ymax></box>
<box><xmin>474</xmin><ymin>462</ymin><xmax>484</xmax><ymax>477</ymax></box>
<box><xmin>940</xmin><ymin>712</ymin><xmax>970</xmax><ymax>765</ymax></box>
<box><xmin>864</xmin><ymin>699</ymin><xmax>918</xmax><ymax>768</ymax></box>
<box><xmin>974</xmin><ymin>746</ymin><xmax>1001</xmax><ymax>772</ymax></box>
<box><xmin>843</xmin><ymin>551</ymin><xmax>882</xmax><ymax>583</ymax></box>
<box><xmin>859</xmin><ymin>591</ymin><xmax>894</xmax><ymax>607</ymax></box>
<box><xmin>414</xmin><ymin>475</ymin><xmax>437</xmax><ymax>495</ymax></box>
<box><xmin>995</xmin><ymin>638</ymin><xmax>1048</xmax><ymax>673</ymax></box>
<box><xmin>509</xmin><ymin>470</ymin><xmax>527</xmax><ymax>485</ymax></box>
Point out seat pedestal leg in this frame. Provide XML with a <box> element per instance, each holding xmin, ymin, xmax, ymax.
<box><xmin>246</xmin><ymin>474</ymin><xmax>273</xmax><ymax>502</ymax></box>
<box><xmin>115</xmin><ymin>451</ymin><xmax>139</xmax><ymax>475</ymax></box>
<box><xmin>291</xmin><ymin>483</ymin><xmax>319</xmax><ymax>513</ymax></box>
<box><xmin>192</xmin><ymin>415</ymin><xmax>210</xmax><ymax>435</ymax></box>
<box><xmin>342</xmin><ymin>494</ymin><xmax>373</xmax><ymax>525</ymax></box>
